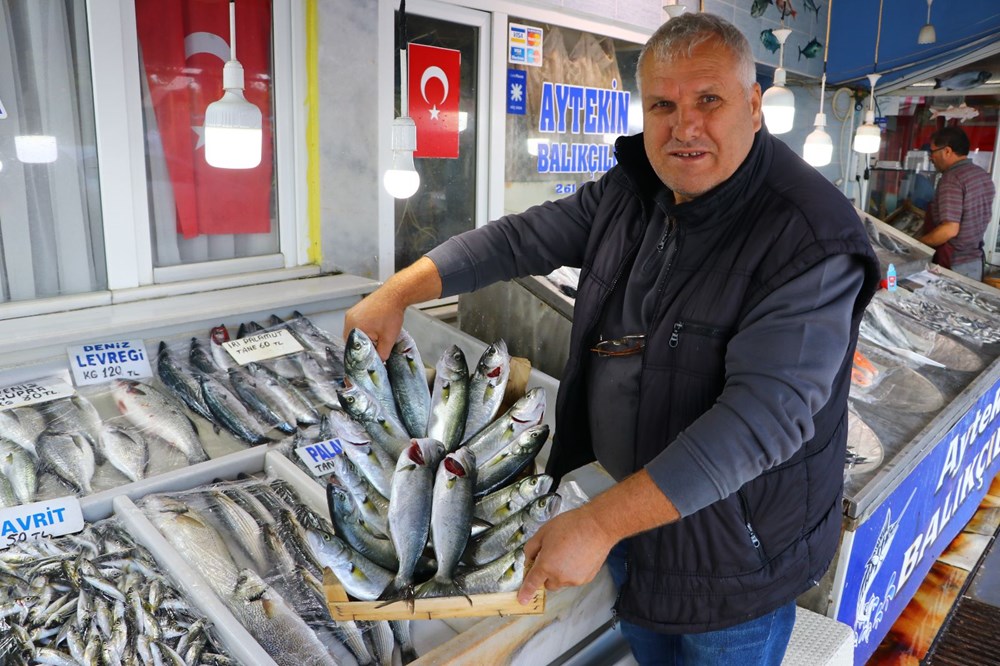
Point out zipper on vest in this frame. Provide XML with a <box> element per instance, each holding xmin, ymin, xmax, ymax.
<box><xmin>737</xmin><ymin>489</ymin><xmax>768</xmax><ymax>565</ymax></box>
<box><xmin>611</xmin><ymin>553</ymin><xmax>629</xmax><ymax>629</ymax></box>
<box><xmin>668</xmin><ymin>321</ymin><xmax>730</xmax><ymax>349</ymax></box>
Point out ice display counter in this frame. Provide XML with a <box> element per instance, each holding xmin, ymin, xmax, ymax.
<box><xmin>0</xmin><ymin>279</ymin><xmax>618</xmax><ymax>665</ymax></box>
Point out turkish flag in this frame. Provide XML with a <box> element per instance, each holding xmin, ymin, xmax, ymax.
<box><xmin>135</xmin><ymin>0</ymin><xmax>272</xmax><ymax>238</ymax></box>
<box><xmin>408</xmin><ymin>43</ymin><xmax>461</xmax><ymax>159</ymax></box>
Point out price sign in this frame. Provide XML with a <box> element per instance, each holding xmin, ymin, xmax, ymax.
<box><xmin>0</xmin><ymin>378</ymin><xmax>75</xmax><ymax>409</ymax></box>
<box><xmin>0</xmin><ymin>496</ymin><xmax>85</xmax><ymax>551</ymax></box>
<box><xmin>67</xmin><ymin>339</ymin><xmax>153</xmax><ymax>386</ymax></box>
<box><xmin>295</xmin><ymin>438</ymin><xmax>345</xmax><ymax>477</ymax></box>
<box><xmin>223</xmin><ymin>329</ymin><xmax>304</xmax><ymax>365</ymax></box>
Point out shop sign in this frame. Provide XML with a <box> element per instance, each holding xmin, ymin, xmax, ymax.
<box><xmin>836</xmin><ymin>375</ymin><xmax>1000</xmax><ymax>664</ymax></box>
<box><xmin>535</xmin><ymin>80</ymin><xmax>628</xmax><ymax>174</ymax></box>
<box><xmin>295</xmin><ymin>438</ymin><xmax>345</xmax><ymax>477</ymax></box>
<box><xmin>508</xmin><ymin>22</ymin><xmax>542</xmax><ymax>66</ymax></box>
<box><xmin>0</xmin><ymin>496</ymin><xmax>84</xmax><ymax>550</ymax></box>
<box><xmin>0</xmin><ymin>378</ymin><xmax>75</xmax><ymax>409</ymax></box>
<box><xmin>68</xmin><ymin>339</ymin><xmax>153</xmax><ymax>386</ymax></box>
<box><xmin>222</xmin><ymin>329</ymin><xmax>304</xmax><ymax>365</ymax></box>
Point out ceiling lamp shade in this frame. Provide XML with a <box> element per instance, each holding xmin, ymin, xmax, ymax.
<box><xmin>762</xmin><ymin>28</ymin><xmax>795</xmax><ymax>135</ymax></box>
<box><xmin>853</xmin><ymin>72</ymin><xmax>882</xmax><ymax>154</ymax></box>
<box><xmin>803</xmin><ymin>112</ymin><xmax>833</xmax><ymax>166</ymax></box>
<box><xmin>204</xmin><ymin>1</ymin><xmax>263</xmax><ymax>169</ymax></box>
<box><xmin>918</xmin><ymin>0</ymin><xmax>936</xmax><ymax>44</ymax></box>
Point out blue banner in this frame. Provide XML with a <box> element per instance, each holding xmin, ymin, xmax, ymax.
<box><xmin>836</xmin><ymin>373</ymin><xmax>1000</xmax><ymax>664</ymax></box>
<box><xmin>507</xmin><ymin>69</ymin><xmax>527</xmax><ymax>115</ymax></box>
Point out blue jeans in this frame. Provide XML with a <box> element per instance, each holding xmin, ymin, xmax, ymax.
<box><xmin>607</xmin><ymin>542</ymin><xmax>796</xmax><ymax>666</ymax></box>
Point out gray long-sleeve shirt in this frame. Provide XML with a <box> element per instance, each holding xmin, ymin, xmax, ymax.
<box><xmin>428</xmin><ymin>220</ymin><xmax>864</xmax><ymax>518</ymax></box>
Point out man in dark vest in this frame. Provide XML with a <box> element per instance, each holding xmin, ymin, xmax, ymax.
<box><xmin>345</xmin><ymin>13</ymin><xmax>880</xmax><ymax>664</ymax></box>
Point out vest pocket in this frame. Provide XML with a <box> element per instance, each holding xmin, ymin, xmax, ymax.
<box><xmin>737</xmin><ymin>489</ymin><xmax>769</xmax><ymax>565</ymax></box>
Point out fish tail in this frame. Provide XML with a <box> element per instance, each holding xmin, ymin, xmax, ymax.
<box><xmin>413</xmin><ymin>577</ymin><xmax>472</xmax><ymax>604</ymax></box>
<box><xmin>377</xmin><ymin>579</ymin><xmax>416</xmax><ymax>612</ymax></box>
<box><xmin>798</xmin><ymin>45</ymin><xmax>804</xmax><ymax>61</ymax></box>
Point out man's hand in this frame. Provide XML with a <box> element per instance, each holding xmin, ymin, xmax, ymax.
<box><xmin>516</xmin><ymin>469</ymin><xmax>680</xmax><ymax>605</ymax></box>
<box><xmin>517</xmin><ymin>505</ymin><xmax>615</xmax><ymax>604</ymax></box>
<box><xmin>342</xmin><ymin>257</ymin><xmax>444</xmax><ymax>361</ymax></box>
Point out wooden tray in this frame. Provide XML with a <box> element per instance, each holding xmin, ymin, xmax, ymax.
<box><xmin>323</xmin><ymin>570</ymin><xmax>545</xmax><ymax>621</ymax></box>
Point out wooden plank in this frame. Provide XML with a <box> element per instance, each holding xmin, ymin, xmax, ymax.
<box><xmin>324</xmin><ymin>569</ymin><xmax>545</xmax><ymax>621</ymax></box>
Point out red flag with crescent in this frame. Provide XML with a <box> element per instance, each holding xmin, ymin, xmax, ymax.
<box><xmin>135</xmin><ymin>0</ymin><xmax>272</xmax><ymax>238</ymax></box>
<box><xmin>408</xmin><ymin>43</ymin><xmax>461</xmax><ymax>159</ymax></box>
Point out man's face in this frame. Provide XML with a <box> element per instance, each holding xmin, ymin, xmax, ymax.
<box><xmin>640</xmin><ymin>39</ymin><xmax>762</xmax><ymax>204</ymax></box>
<box><xmin>928</xmin><ymin>143</ymin><xmax>950</xmax><ymax>172</ymax></box>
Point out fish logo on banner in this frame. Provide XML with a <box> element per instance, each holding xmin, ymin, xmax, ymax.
<box><xmin>135</xmin><ymin>0</ymin><xmax>273</xmax><ymax>238</ymax></box>
<box><xmin>408</xmin><ymin>43</ymin><xmax>461</xmax><ymax>159</ymax></box>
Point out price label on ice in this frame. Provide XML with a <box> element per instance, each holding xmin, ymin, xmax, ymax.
<box><xmin>0</xmin><ymin>496</ymin><xmax>84</xmax><ymax>550</ymax></box>
<box><xmin>68</xmin><ymin>339</ymin><xmax>153</xmax><ymax>387</ymax></box>
<box><xmin>223</xmin><ymin>329</ymin><xmax>304</xmax><ymax>365</ymax></box>
<box><xmin>0</xmin><ymin>378</ymin><xmax>75</xmax><ymax>409</ymax></box>
<box><xmin>295</xmin><ymin>438</ymin><xmax>345</xmax><ymax>477</ymax></box>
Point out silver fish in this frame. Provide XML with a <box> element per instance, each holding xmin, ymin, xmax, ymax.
<box><xmin>245</xmin><ymin>362</ymin><xmax>321</xmax><ymax>427</ymax></box>
<box><xmin>305</xmin><ymin>529</ymin><xmax>394</xmax><ymax>601</ymax></box>
<box><xmin>0</xmin><ymin>406</ymin><xmax>46</xmax><ymax>457</ymax></box>
<box><xmin>207</xmin><ymin>489</ymin><xmax>271</xmax><ymax>573</ymax></box>
<box><xmin>337</xmin><ymin>383</ymin><xmax>410</xmax><ymax>460</ymax></box>
<box><xmin>293</xmin><ymin>351</ymin><xmax>343</xmax><ymax>409</ymax></box>
<box><xmin>158</xmin><ymin>340</ymin><xmax>216</xmax><ymax>424</ymax></box>
<box><xmin>327</xmin><ymin>481</ymin><xmax>400</xmax><ymax>572</ymax></box>
<box><xmin>0</xmin><ymin>472</ymin><xmax>17</xmax><ymax>508</ymax></box>
<box><xmin>391</xmin><ymin>620</ymin><xmax>418</xmax><ymax>664</ymax></box>
<box><xmin>386</xmin><ymin>329</ymin><xmax>431</xmax><ymax>438</ymax></box>
<box><xmin>427</xmin><ymin>345</ymin><xmax>470</xmax><ymax>453</ymax></box>
<box><xmin>189</xmin><ymin>336</ymin><xmax>220</xmax><ymax>374</ymax></box>
<box><xmin>463</xmin><ymin>493</ymin><xmax>561</xmax><ymax>566</ymax></box>
<box><xmin>41</xmin><ymin>395</ymin><xmax>102</xmax><ymax>450</ymax></box>
<box><xmin>112</xmin><ymin>380</ymin><xmax>208</xmax><ymax>464</ymax></box>
<box><xmin>329</xmin><ymin>410</ymin><xmax>394</xmax><ymax>498</ymax></box>
<box><xmin>143</xmin><ymin>496</ymin><xmax>240</xmax><ymax>595</ymax></box>
<box><xmin>37</xmin><ymin>432</ymin><xmax>95</xmax><ymax>495</ymax></box>
<box><xmin>346</xmin><ymin>328</ymin><xmax>401</xmax><ymax>422</ymax></box>
<box><xmin>475</xmin><ymin>424</ymin><xmax>549</xmax><ymax>496</ymax></box>
<box><xmin>0</xmin><ymin>438</ymin><xmax>36</xmax><ymax>504</ymax></box>
<box><xmin>465</xmin><ymin>340</ymin><xmax>511</xmax><ymax>439</ymax></box>
<box><xmin>229</xmin><ymin>568</ymin><xmax>340</xmax><ymax>666</ymax></box>
<box><xmin>96</xmin><ymin>424</ymin><xmax>148</xmax><ymax>483</ymax></box>
<box><xmin>384</xmin><ymin>438</ymin><xmax>445</xmax><ymax>601</ymax></box>
<box><xmin>332</xmin><ymin>455</ymin><xmax>390</xmax><ymax>537</ymax></box>
<box><xmin>454</xmin><ymin>546</ymin><xmax>528</xmax><ymax>595</ymax></box>
<box><xmin>416</xmin><ymin>446</ymin><xmax>477</xmax><ymax>598</ymax></box>
<box><xmin>362</xmin><ymin>620</ymin><xmax>395</xmax><ymax>666</ymax></box>
<box><xmin>228</xmin><ymin>367</ymin><xmax>297</xmax><ymax>434</ymax></box>
<box><xmin>199</xmin><ymin>373</ymin><xmax>270</xmax><ymax>445</ymax></box>
<box><xmin>465</xmin><ymin>387</ymin><xmax>546</xmax><ymax>462</ymax></box>
<box><xmin>210</xmin><ymin>337</ymin><xmax>238</xmax><ymax>373</ymax></box>
<box><xmin>475</xmin><ymin>474</ymin><xmax>554</xmax><ymax>524</ymax></box>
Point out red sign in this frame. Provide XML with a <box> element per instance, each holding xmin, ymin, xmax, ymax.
<box><xmin>408</xmin><ymin>43</ymin><xmax>461</xmax><ymax>159</ymax></box>
<box><xmin>135</xmin><ymin>0</ymin><xmax>273</xmax><ymax>238</ymax></box>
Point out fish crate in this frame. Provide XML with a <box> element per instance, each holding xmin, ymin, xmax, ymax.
<box><xmin>323</xmin><ymin>572</ymin><xmax>545</xmax><ymax>621</ymax></box>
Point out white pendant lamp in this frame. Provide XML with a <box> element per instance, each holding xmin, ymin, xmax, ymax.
<box><xmin>384</xmin><ymin>0</ymin><xmax>420</xmax><ymax>199</ymax></box>
<box><xmin>918</xmin><ymin>0</ymin><xmax>936</xmax><ymax>45</ymax></box>
<box><xmin>204</xmin><ymin>0</ymin><xmax>263</xmax><ymax>169</ymax></box>
<box><xmin>761</xmin><ymin>28</ymin><xmax>795</xmax><ymax>135</ymax></box>
<box><xmin>853</xmin><ymin>0</ymin><xmax>884</xmax><ymax>155</ymax></box>
<box><xmin>803</xmin><ymin>0</ymin><xmax>833</xmax><ymax>166</ymax></box>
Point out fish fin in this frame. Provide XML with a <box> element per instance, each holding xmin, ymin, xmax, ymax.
<box><xmin>413</xmin><ymin>578</ymin><xmax>474</xmax><ymax>605</ymax></box>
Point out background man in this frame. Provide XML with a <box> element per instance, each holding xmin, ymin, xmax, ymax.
<box><xmin>919</xmin><ymin>126</ymin><xmax>996</xmax><ymax>281</ymax></box>
<box><xmin>345</xmin><ymin>13</ymin><xmax>880</xmax><ymax>664</ymax></box>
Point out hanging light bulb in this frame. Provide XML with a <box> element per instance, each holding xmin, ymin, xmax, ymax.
<box><xmin>385</xmin><ymin>1</ymin><xmax>420</xmax><ymax>199</ymax></box>
<box><xmin>384</xmin><ymin>116</ymin><xmax>420</xmax><ymax>198</ymax></box>
<box><xmin>918</xmin><ymin>0</ymin><xmax>936</xmax><ymax>45</ymax></box>
<box><xmin>853</xmin><ymin>73</ymin><xmax>882</xmax><ymax>154</ymax></box>
<box><xmin>761</xmin><ymin>28</ymin><xmax>795</xmax><ymax>134</ymax></box>
<box><xmin>803</xmin><ymin>0</ymin><xmax>833</xmax><ymax>166</ymax></box>
<box><xmin>853</xmin><ymin>1</ymin><xmax>884</xmax><ymax>155</ymax></box>
<box><xmin>204</xmin><ymin>0</ymin><xmax>263</xmax><ymax>169</ymax></box>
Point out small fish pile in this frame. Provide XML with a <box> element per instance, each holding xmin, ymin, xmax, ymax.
<box><xmin>0</xmin><ymin>519</ymin><xmax>232</xmax><ymax>665</ymax></box>
<box><xmin>879</xmin><ymin>288</ymin><xmax>1000</xmax><ymax>345</ymax></box>
<box><xmin>155</xmin><ymin>312</ymin><xmax>346</xmax><ymax>447</ymax></box>
<box><xmin>322</xmin><ymin>329</ymin><xmax>561</xmax><ymax>607</ymax></box>
<box><xmin>142</xmin><ymin>477</ymin><xmax>415</xmax><ymax>666</ymax></box>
